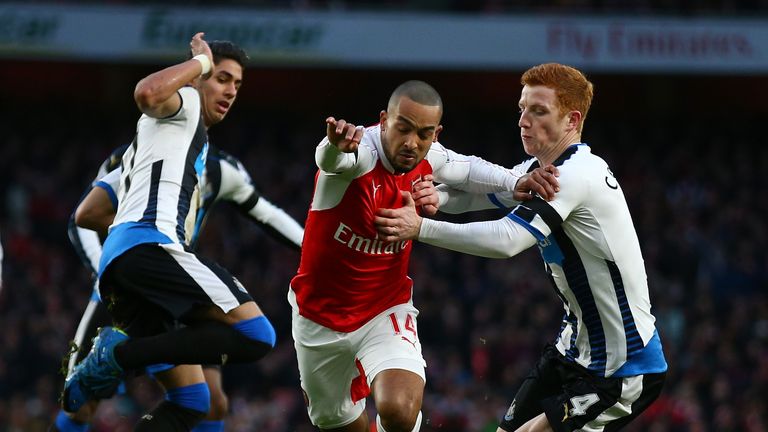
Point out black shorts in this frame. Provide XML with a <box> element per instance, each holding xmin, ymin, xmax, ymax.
<box><xmin>499</xmin><ymin>345</ymin><xmax>666</xmax><ymax>432</ymax></box>
<box><xmin>100</xmin><ymin>243</ymin><xmax>253</xmax><ymax>338</ymax></box>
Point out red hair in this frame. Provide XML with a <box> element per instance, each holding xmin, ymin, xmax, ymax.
<box><xmin>521</xmin><ymin>63</ymin><xmax>594</xmax><ymax>133</ymax></box>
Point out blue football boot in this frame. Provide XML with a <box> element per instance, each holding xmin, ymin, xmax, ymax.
<box><xmin>62</xmin><ymin>327</ymin><xmax>128</xmax><ymax>412</ymax></box>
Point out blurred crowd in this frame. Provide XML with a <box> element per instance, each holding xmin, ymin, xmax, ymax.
<box><xmin>0</xmin><ymin>76</ymin><xmax>766</xmax><ymax>432</ymax></box>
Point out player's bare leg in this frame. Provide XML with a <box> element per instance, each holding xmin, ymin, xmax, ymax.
<box><xmin>202</xmin><ymin>367</ymin><xmax>228</xmax><ymax>422</ymax></box>
<box><xmin>143</xmin><ymin>365</ymin><xmax>209</xmax><ymax>431</ymax></box>
<box><xmin>371</xmin><ymin>369</ymin><xmax>424</xmax><ymax>432</ymax></box>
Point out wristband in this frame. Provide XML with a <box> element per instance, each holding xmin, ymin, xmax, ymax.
<box><xmin>192</xmin><ymin>54</ymin><xmax>212</xmax><ymax>76</ymax></box>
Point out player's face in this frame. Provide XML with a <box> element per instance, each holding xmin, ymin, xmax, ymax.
<box><xmin>380</xmin><ymin>96</ymin><xmax>443</xmax><ymax>173</ymax></box>
<box><xmin>518</xmin><ymin>85</ymin><xmax>573</xmax><ymax>158</ymax></box>
<box><xmin>197</xmin><ymin>58</ymin><xmax>243</xmax><ymax>127</ymax></box>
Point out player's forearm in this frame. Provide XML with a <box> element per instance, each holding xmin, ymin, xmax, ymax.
<box><xmin>434</xmin><ymin>150</ymin><xmax>519</xmax><ymax>193</ymax></box>
<box><xmin>436</xmin><ymin>184</ymin><xmax>499</xmax><ymax>214</ymax></box>
<box><xmin>134</xmin><ymin>59</ymin><xmax>202</xmax><ymax>117</ymax></box>
<box><xmin>315</xmin><ymin>138</ymin><xmax>358</xmax><ymax>172</ymax></box>
<box><xmin>248</xmin><ymin>198</ymin><xmax>304</xmax><ymax>249</ymax></box>
<box><xmin>418</xmin><ymin>217</ymin><xmax>536</xmax><ymax>258</ymax></box>
<box><xmin>461</xmin><ymin>156</ymin><xmax>520</xmax><ymax>193</ymax></box>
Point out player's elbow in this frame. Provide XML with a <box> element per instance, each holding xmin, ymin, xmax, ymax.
<box><xmin>74</xmin><ymin>203</ymin><xmax>112</xmax><ymax>233</ymax></box>
<box><xmin>74</xmin><ymin>205</ymin><xmax>102</xmax><ymax>232</ymax></box>
<box><xmin>134</xmin><ymin>87</ymin><xmax>155</xmax><ymax>113</ymax></box>
<box><xmin>499</xmin><ymin>249</ymin><xmax>517</xmax><ymax>259</ymax></box>
<box><xmin>314</xmin><ymin>153</ymin><xmax>335</xmax><ymax>172</ymax></box>
<box><xmin>485</xmin><ymin>247</ymin><xmax>516</xmax><ymax>259</ymax></box>
<box><xmin>133</xmin><ymin>81</ymin><xmax>163</xmax><ymax>113</ymax></box>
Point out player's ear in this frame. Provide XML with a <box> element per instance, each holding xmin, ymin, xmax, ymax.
<box><xmin>379</xmin><ymin>110</ymin><xmax>387</xmax><ymax>131</ymax></box>
<box><xmin>567</xmin><ymin>111</ymin><xmax>582</xmax><ymax>132</ymax></box>
<box><xmin>433</xmin><ymin>125</ymin><xmax>443</xmax><ymax>142</ymax></box>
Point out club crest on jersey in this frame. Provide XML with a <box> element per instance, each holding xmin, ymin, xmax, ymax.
<box><xmin>333</xmin><ymin>222</ymin><xmax>408</xmax><ymax>255</ymax></box>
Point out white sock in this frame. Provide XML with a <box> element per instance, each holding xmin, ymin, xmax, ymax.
<box><xmin>376</xmin><ymin>411</ymin><xmax>422</xmax><ymax>432</ymax></box>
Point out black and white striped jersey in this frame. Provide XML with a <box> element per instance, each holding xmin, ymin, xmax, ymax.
<box><xmin>79</xmin><ymin>147</ymin><xmax>303</xmax><ymax>273</ymax></box>
<box><xmin>92</xmin><ymin>122</ymin><xmax>303</xmax><ymax>275</ymax></box>
<box><xmin>190</xmin><ymin>147</ymin><xmax>303</xmax><ymax>251</ymax></box>
<box><xmin>423</xmin><ymin>144</ymin><xmax>667</xmax><ymax>378</ymax></box>
<box><xmin>95</xmin><ymin>147</ymin><xmax>303</xmax><ymax>253</ymax></box>
<box><xmin>67</xmin><ymin>145</ymin><xmax>127</xmax><ymax>277</ymax></box>
<box><xmin>100</xmin><ymin>87</ymin><xmax>208</xmax><ymax>276</ymax></box>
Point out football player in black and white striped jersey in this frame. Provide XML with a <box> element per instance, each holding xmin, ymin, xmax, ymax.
<box><xmin>59</xmin><ymin>34</ymin><xmax>280</xmax><ymax>431</ymax></box>
<box><xmin>374</xmin><ymin>63</ymin><xmax>667</xmax><ymax>432</ymax></box>
<box><xmin>54</xmin><ymin>142</ymin><xmax>303</xmax><ymax>432</ymax></box>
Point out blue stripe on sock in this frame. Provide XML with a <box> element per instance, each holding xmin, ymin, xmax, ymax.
<box><xmin>192</xmin><ymin>420</ymin><xmax>225</xmax><ymax>432</ymax></box>
<box><xmin>165</xmin><ymin>382</ymin><xmax>210</xmax><ymax>414</ymax></box>
<box><xmin>55</xmin><ymin>410</ymin><xmax>89</xmax><ymax>432</ymax></box>
<box><xmin>232</xmin><ymin>316</ymin><xmax>276</xmax><ymax>347</ymax></box>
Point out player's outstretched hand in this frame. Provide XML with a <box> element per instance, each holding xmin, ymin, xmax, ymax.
<box><xmin>375</xmin><ymin>191</ymin><xmax>422</xmax><ymax>242</ymax></box>
<box><xmin>412</xmin><ymin>174</ymin><xmax>439</xmax><ymax>216</ymax></box>
<box><xmin>514</xmin><ymin>164</ymin><xmax>560</xmax><ymax>201</ymax></box>
<box><xmin>326</xmin><ymin>117</ymin><xmax>364</xmax><ymax>153</ymax></box>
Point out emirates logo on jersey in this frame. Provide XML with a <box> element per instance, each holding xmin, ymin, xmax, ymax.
<box><xmin>333</xmin><ymin>222</ymin><xmax>408</xmax><ymax>255</ymax></box>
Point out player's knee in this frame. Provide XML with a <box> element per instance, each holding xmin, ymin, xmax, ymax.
<box><xmin>232</xmin><ymin>315</ymin><xmax>276</xmax><ymax>360</ymax></box>
<box><xmin>206</xmin><ymin>387</ymin><xmax>229</xmax><ymax>421</ymax></box>
<box><xmin>165</xmin><ymin>382</ymin><xmax>211</xmax><ymax>416</ymax></box>
<box><xmin>377</xmin><ymin>398</ymin><xmax>421</xmax><ymax>432</ymax></box>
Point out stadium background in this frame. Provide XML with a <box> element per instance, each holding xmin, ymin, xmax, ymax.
<box><xmin>1</xmin><ymin>1</ymin><xmax>767</xmax><ymax>431</ymax></box>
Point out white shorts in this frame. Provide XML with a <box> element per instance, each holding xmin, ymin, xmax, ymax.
<box><xmin>289</xmin><ymin>289</ymin><xmax>426</xmax><ymax>429</ymax></box>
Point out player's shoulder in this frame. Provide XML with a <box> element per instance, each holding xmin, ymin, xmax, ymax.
<box><xmin>210</xmin><ymin>146</ymin><xmax>244</xmax><ymax>169</ymax></box>
<box><xmin>359</xmin><ymin>123</ymin><xmax>383</xmax><ymax>157</ymax></box>
<box><xmin>178</xmin><ymin>85</ymin><xmax>199</xmax><ymax>99</ymax></box>
<box><xmin>361</xmin><ymin>123</ymin><xmax>381</xmax><ymax>145</ymax></box>
<box><xmin>428</xmin><ymin>140</ymin><xmax>448</xmax><ymax>155</ymax></box>
<box><xmin>95</xmin><ymin>144</ymin><xmax>130</xmax><ymax>179</ymax></box>
<box><xmin>106</xmin><ymin>144</ymin><xmax>129</xmax><ymax>169</ymax></box>
<box><xmin>553</xmin><ymin>144</ymin><xmax>616</xmax><ymax>199</ymax></box>
<box><xmin>424</xmin><ymin>141</ymin><xmax>449</xmax><ymax>168</ymax></box>
<box><xmin>176</xmin><ymin>86</ymin><xmax>202</xmax><ymax>116</ymax></box>
<box><xmin>555</xmin><ymin>144</ymin><xmax>605</xmax><ymax>174</ymax></box>
<box><xmin>214</xmin><ymin>149</ymin><xmax>252</xmax><ymax>185</ymax></box>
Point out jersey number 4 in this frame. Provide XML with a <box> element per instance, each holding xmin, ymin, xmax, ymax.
<box><xmin>389</xmin><ymin>312</ymin><xmax>418</xmax><ymax>343</ymax></box>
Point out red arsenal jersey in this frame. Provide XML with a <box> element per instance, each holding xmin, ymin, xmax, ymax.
<box><xmin>291</xmin><ymin>124</ymin><xmax>520</xmax><ymax>332</ymax></box>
